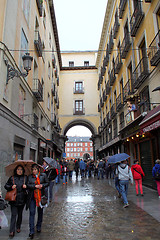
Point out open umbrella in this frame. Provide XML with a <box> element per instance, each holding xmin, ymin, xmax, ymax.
<box><xmin>5</xmin><ymin>160</ymin><xmax>44</xmax><ymax>177</ymax></box>
<box><xmin>43</xmin><ymin>157</ymin><xmax>53</xmax><ymax>166</ymax></box>
<box><xmin>50</xmin><ymin>159</ymin><xmax>58</xmax><ymax>169</ymax></box>
<box><xmin>107</xmin><ymin>153</ymin><xmax>130</xmax><ymax>164</ymax></box>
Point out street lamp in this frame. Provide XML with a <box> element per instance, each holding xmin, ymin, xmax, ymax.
<box><xmin>5</xmin><ymin>53</ymin><xmax>33</xmax><ymax>84</ymax></box>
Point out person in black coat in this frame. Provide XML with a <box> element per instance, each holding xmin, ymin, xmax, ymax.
<box><xmin>4</xmin><ymin>165</ymin><xmax>27</xmax><ymax>238</ymax></box>
<box><xmin>26</xmin><ymin>164</ymin><xmax>49</xmax><ymax>239</ymax></box>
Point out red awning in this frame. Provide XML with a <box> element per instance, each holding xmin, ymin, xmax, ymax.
<box><xmin>139</xmin><ymin>105</ymin><xmax>160</xmax><ymax>133</ymax></box>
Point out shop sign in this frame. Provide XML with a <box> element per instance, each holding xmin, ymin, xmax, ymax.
<box><xmin>143</xmin><ymin>120</ymin><xmax>160</xmax><ymax>133</ymax></box>
<box><xmin>40</xmin><ymin>141</ymin><xmax>46</xmax><ymax>148</ymax></box>
<box><xmin>30</xmin><ymin>142</ymin><xmax>37</xmax><ymax>150</ymax></box>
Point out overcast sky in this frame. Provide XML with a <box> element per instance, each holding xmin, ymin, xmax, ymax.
<box><xmin>54</xmin><ymin>0</ymin><xmax>107</xmax><ymax>51</ymax></box>
<box><xmin>66</xmin><ymin>126</ymin><xmax>92</xmax><ymax>137</ymax></box>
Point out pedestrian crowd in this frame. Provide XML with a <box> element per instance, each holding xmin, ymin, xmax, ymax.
<box><xmin>0</xmin><ymin>156</ymin><xmax>160</xmax><ymax>238</ymax></box>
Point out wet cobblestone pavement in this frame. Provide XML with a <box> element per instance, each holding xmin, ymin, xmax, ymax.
<box><xmin>1</xmin><ymin>176</ymin><xmax>160</xmax><ymax>240</ymax></box>
<box><xmin>38</xmin><ymin>177</ymin><xmax>160</xmax><ymax>240</ymax></box>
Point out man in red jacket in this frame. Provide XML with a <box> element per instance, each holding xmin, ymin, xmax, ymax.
<box><xmin>131</xmin><ymin>160</ymin><xmax>145</xmax><ymax>196</ymax></box>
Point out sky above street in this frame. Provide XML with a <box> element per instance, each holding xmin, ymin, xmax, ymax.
<box><xmin>54</xmin><ymin>0</ymin><xmax>107</xmax><ymax>51</ymax></box>
<box><xmin>66</xmin><ymin>126</ymin><xmax>92</xmax><ymax>137</ymax></box>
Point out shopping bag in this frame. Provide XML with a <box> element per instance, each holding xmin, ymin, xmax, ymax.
<box><xmin>0</xmin><ymin>210</ymin><xmax>8</xmax><ymax>228</ymax></box>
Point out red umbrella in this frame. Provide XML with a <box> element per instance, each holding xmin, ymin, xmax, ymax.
<box><xmin>5</xmin><ymin>160</ymin><xmax>44</xmax><ymax>177</ymax></box>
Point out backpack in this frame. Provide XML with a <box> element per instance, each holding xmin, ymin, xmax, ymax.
<box><xmin>155</xmin><ymin>170</ymin><xmax>160</xmax><ymax>180</ymax></box>
<box><xmin>0</xmin><ymin>197</ymin><xmax>8</xmax><ymax>210</ymax></box>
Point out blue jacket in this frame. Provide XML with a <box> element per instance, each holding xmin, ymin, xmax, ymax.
<box><xmin>152</xmin><ymin>164</ymin><xmax>160</xmax><ymax>180</ymax></box>
<box><xmin>79</xmin><ymin>160</ymin><xmax>86</xmax><ymax>170</ymax></box>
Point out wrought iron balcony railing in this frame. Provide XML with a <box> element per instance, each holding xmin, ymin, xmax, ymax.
<box><xmin>51</xmin><ymin>83</ymin><xmax>56</xmax><ymax>96</ymax></box>
<box><xmin>133</xmin><ymin>57</ymin><xmax>149</xmax><ymax>89</ymax></box>
<box><xmin>107</xmin><ymin>111</ymin><xmax>111</xmax><ymax>123</ymax></box>
<box><xmin>32</xmin><ymin>79</ymin><xmax>43</xmax><ymax>102</ymax></box>
<box><xmin>148</xmin><ymin>30</ymin><xmax>160</xmax><ymax>66</ymax></box>
<box><xmin>106</xmin><ymin>81</ymin><xmax>111</xmax><ymax>95</ymax></box>
<box><xmin>113</xmin><ymin>16</ymin><xmax>120</xmax><ymax>39</ymax></box>
<box><xmin>34</xmin><ymin>31</ymin><xmax>42</xmax><ymax>57</ymax></box>
<box><xmin>111</xmin><ymin>103</ymin><xmax>117</xmax><ymax>119</ymax></box>
<box><xmin>36</xmin><ymin>0</ymin><xmax>43</xmax><ymax>17</ymax></box>
<box><xmin>109</xmin><ymin>68</ymin><xmax>116</xmax><ymax>86</ymax></box>
<box><xmin>116</xmin><ymin>93</ymin><xmax>124</xmax><ymax>112</ymax></box>
<box><xmin>108</xmin><ymin>33</ymin><xmax>114</xmax><ymax>54</ymax></box>
<box><xmin>123</xmin><ymin>79</ymin><xmax>134</xmax><ymax>102</ymax></box>
<box><xmin>121</xmin><ymin>33</ymin><xmax>131</xmax><ymax>59</ymax></box>
<box><xmin>103</xmin><ymin>89</ymin><xmax>107</xmax><ymax>102</ymax></box>
<box><xmin>130</xmin><ymin>2</ymin><xmax>144</xmax><ymax>37</ymax></box>
<box><xmin>119</xmin><ymin>0</ymin><xmax>127</xmax><ymax>19</ymax></box>
<box><xmin>98</xmin><ymin>103</ymin><xmax>101</xmax><ymax>112</ymax></box>
<box><xmin>115</xmin><ymin>53</ymin><xmax>123</xmax><ymax>74</ymax></box>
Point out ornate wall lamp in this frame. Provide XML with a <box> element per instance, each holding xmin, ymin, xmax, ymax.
<box><xmin>4</xmin><ymin>53</ymin><xmax>33</xmax><ymax>84</ymax></box>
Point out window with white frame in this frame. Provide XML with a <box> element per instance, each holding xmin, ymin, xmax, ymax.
<box><xmin>85</xmin><ymin>148</ymin><xmax>88</xmax><ymax>151</ymax></box>
<box><xmin>67</xmin><ymin>143</ymin><xmax>70</xmax><ymax>146</ymax></box>
<box><xmin>74</xmin><ymin>143</ymin><xmax>76</xmax><ymax>146</ymax></box>
<box><xmin>71</xmin><ymin>148</ymin><xmax>73</xmax><ymax>152</ymax></box>
<box><xmin>20</xmin><ymin>29</ymin><xmax>28</xmax><ymax>71</ymax></box>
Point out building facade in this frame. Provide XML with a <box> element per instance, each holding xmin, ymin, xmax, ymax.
<box><xmin>96</xmin><ymin>0</ymin><xmax>160</xmax><ymax>188</ymax></box>
<box><xmin>0</xmin><ymin>0</ymin><xmax>62</xmax><ymax>189</ymax></box>
<box><xmin>59</xmin><ymin>52</ymin><xmax>100</xmax><ymax>160</ymax></box>
<box><xmin>65</xmin><ymin>136</ymin><xmax>93</xmax><ymax>160</ymax></box>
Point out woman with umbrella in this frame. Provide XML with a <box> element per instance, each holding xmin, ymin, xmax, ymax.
<box><xmin>4</xmin><ymin>164</ymin><xmax>27</xmax><ymax>238</ymax></box>
<box><xmin>26</xmin><ymin>164</ymin><xmax>49</xmax><ymax>239</ymax></box>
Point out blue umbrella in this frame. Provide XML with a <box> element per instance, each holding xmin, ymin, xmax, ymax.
<box><xmin>107</xmin><ymin>153</ymin><xmax>130</xmax><ymax>164</ymax></box>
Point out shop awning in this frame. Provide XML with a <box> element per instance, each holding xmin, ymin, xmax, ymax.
<box><xmin>139</xmin><ymin>105</ymin><xmax>160</xmax><ymax>133</ymax></box>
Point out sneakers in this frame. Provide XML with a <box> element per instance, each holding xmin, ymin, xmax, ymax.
<box><xmin>158</xmin><ymin>196</ymin><xmax>160</xmax><ymax>199</ymax></box>
<box><xmin>123</xmin><ymin>203</ymin><xmax>129</xmax><ymax>208</ymax></box>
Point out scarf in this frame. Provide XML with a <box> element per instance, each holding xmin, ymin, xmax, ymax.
<box><xmin>33</xmin><ymin>172</ymin><xmax>41</xmax><ymax>207</ymax></box>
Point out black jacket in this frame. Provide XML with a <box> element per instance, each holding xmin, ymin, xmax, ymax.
<box><xmin>26</xmin><ymin>173</ymin><xmax>49</xmax><ymax>209</ymax></box>
<box><xmin>4</xmin><ymin>175</ymin><xmax>28</xmax><ymax>206</ymax></box>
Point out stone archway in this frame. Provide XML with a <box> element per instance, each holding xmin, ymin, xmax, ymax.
<box><xmin>60</xmin><ymin>119</ymin><xmax>100</xmax><ymax>160</ymax></box>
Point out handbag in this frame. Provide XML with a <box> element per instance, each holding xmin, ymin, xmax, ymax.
<box><xmin>41</xmin><ymin>195</ymin><xmax>48</xmax><ymax>206</ymax></box>
<box><xmin>5</xmin><ymin>177</ymin><xmax>17</xmax><ymax>202</ymax></box>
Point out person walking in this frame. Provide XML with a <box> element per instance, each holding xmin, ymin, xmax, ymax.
<box><xmin>131</xmin><ymin>160</ymin><xmax>145</xmax><ymax>196</ymax></box>
<box><xmin>74</xmin><ymin>159</ymin><xmax>79</xmax><ymax>179</ymax></box>
<box><xmin>79</xmin><ymin>159</ymin><xmax>86</xmax><ymax>178</ymax></box>
<box><xmin>42</xmin><ymin>160</ymin><xmax>57</xmax><ymax>202</ymax></box>
<box><xmin>26</xmin><ymin>164</ymin><xmax>49</xmax><ymax>239</ymax></box>
<box><xmin>67</xmin><ymin>159</ymin><xmax>75</xmax><ymax>180</ymax></box>
<box><xmin>152</xmin><ymin>159</ymin><xmax>160</xmax><ymax>198</ymax></box>
<box><xmin>4</xmin><ymin>165</ymin><xmax>27</xmax><ymax>238</ymax></box>
<box><xmin>116</xmin><ymin>160</ymin><xmax>133</xmax><ymax>208</ymax></box>
<box><xmin>97</xmin><ymin>159</ymin><xmax>104</xmax><ymax>180</ymax></box>
<box><xmin>61</xmin><ymin>160</ymin><xmax>68</xmax><ymax>185</ymax></box>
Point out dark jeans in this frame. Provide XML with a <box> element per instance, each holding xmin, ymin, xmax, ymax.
<box><xmin>29</xmin><ymin>198</ymin><xmax>43</xmax><ymax>234</ymax></box>
<box><xmin>10</xmin><ymin>204</ymin><xmax>24</xmax><ymax>233</ymax></box>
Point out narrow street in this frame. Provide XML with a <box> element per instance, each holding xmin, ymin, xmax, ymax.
<box><xmin>1</xmin><ymin>174</ymin><xmax>160</xmax><ymax>240</ymax></box>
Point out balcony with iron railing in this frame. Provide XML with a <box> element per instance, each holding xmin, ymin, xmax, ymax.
<box><xmin>113</xmin><ymin>120</ymin><xmax>118</xmax><ymax>138</ymax></box>
<box><xmin>100</xmin><ymin>97</ymin><xmax>104</xmax><ymax>108</ymax></box>
<box><xmin>121</xmin><ymin>33</ymin><xmax>131</xmax><ymax>59</ymax></box>
<box><xmin>99</xmin><ymin>73</ymin><xmax>103</xmax><ymax>84</ymax></box>
<box><xmin>56</xmin><ymin>98</ymin><xmax>59</xmax><ymax>109</ymax></box>
<box><xmin>98</xmin><ymin>81</ymin><xmax>100</xmax><ymax>90</ymax></box>
<box><xmin>145</xmin><ymin>0</ymin><xmax>152</xmax><ymax>2</ymax></box>
<box><xmin>119</xmin><ymin>0</ymin><xmax>127</xmax><ymax>19</ymax></box>
<box><xmin>109</xmin><ymin>68</ymin><xmax>116</xmax><ymax>86</ymax></box>
<box><xmin>34</xmin><ymin>31</ymin><xmax>42</xmax><ymax>57</ymax></box>
<box><xmin>57</xmin><ymin>77</ymin><xmax>59</xmax><ymax>86</ymax></box>
<box><xmin>32</xmin><ymin>79</ymin><xmax>43</xmax><ymax>101</ymax></box>
<box><xmin>116</xmin><ymin>93</ymin><xmax>124</xmax><ymax>112</ymax></box>
<box><xmin>36</xmin><ymin>0</ymin><xmax>43</xmax><ymax>17</ymax></box>
<box><xmin>54</xmin><ymin>91</ymin><xmax>58</xmax><ymax>103</ymax></box>
<box><xmin>108</xmin><ymin>33</ymin><xmax>114</xmax><ymax>54</ymax></box>
<box><xmin>133</xmin><ymin>57</ymin><xmax>149</xmax><ymax>89</ymax></box>
<box><xmin>106</xmin><ymin>81</ymin><xmax>111</xmax><ymax>95</ymax></box>
<box><xmin>148</xmin><ymin>30</ymin><xmax>160</xmax><ymax>66</ymax></box>
<box><xmin>98</xmin><ymin>103</ymin><xmax>101</xmax><ymax>112</ymax></box>
<box><xmin>55</xmin><ymin>67</ymin><xmax>58</xmax><ymax>78</ymax></box>
<box><xmin>130</xmin><ymin>2</ymin><xmax>144</xmax><ymax>37</ymax></box>
<box><xmin>113</xmin><ymin>16</ymin><xmax>120</xmax><ymax>39</ymax></box>
<box><xmin>111</xmin><ymin>103</ymin><xmax>117</xmax><ymax>119</ymax></box>
<box><xmin>31</xmin><ymin>113</ymin><xmax>39</xmax><ymax>130</ymax></box>
<box><xmin>51</xmin><ymin>83</ymin><xmax>56</xmax><ymax>96</ymax></box>
<box><xmin>51</xmin><ymin>113</ymin><xmax>57</xmax><ymax>125</ymax></box>
<box><xmin>115</xmin><ymin>53</ymin><xmax>123</xmax><ymax>74</ymax></box>
<box><xmin>103</xmin><ymin>89</ymin><xmax>107</xmax><ymax>102</ymax></box>
<box><xmin>120</xmin><ymin>118</ymin><xmax>125</xmax><ymax>130</ymax></box>
<box><xmin>123</xmin><ymin>79</ymin><xmax>134</xmax><ymax>102</ymax></box>
<box><xmin>104</xmin><ymin>50</ymin><xmax>109</xmax><ymax>67</ymax></box>
<box><xmin>73</xmin><ymin>107</ymin><xmax>85</xmax><ymax>115</ymax></box>
<box><xmin>73</xmin><ymin>87</ymin><xmax>84</xmax><ymax>94</ymax></box>
<box><xmin>107</xmin><ymin>111</ymin><xmax>111</xmax><ymax>123</ymax></box>
<box><xmin>101</xmin><ymin>65</ymin><xmax>106</xmax><ymax>77</ymax></box>
<box><xmin>109</xmin><ymin>126</ymin><xmax>112</xmax><ymax>142</ymax></box>
<box><xmin>52</xmin><ymin>54</ymin><xmax>56</xmax><ymax>68</ymax></box>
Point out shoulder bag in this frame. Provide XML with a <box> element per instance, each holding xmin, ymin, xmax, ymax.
<box><xmin>5</xmin><ymin>177</ymin><xmax>17</xmax><ymax>202</ymax></box>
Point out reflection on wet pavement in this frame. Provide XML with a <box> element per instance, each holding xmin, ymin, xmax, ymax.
<box><xmin>38</xmin><ymin>176</ymin><xmax>160</xmax><ymax>240</ymax></box>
